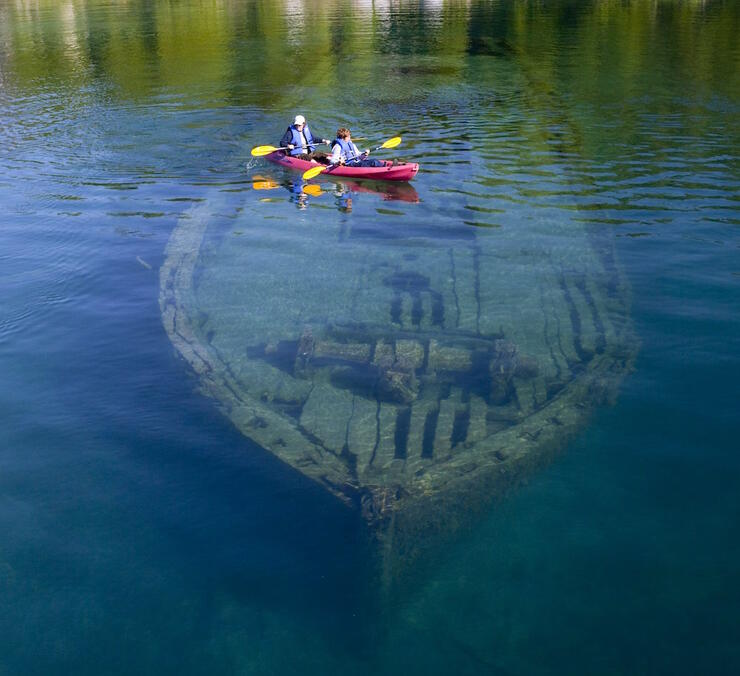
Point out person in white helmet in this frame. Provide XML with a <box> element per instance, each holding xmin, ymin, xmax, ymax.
<box><xmin>279</xmin><ymin>114</ymin><xmax>330</xmax><ymax>161</ymax></box>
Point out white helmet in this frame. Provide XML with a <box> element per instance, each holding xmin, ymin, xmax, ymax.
<box><xmin>294</xmin><ymin>114</ymin><xmax>306</xmax><ymax>125</ymax></box>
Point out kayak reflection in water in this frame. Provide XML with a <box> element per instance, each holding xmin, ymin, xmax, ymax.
<box><xmin>252</xmin><ymin>173</ymin><xmax>418</xmax><ymax>211</ymax></box>
<box><xmin>330</xmin><ymin>127</ymin><xmax>384</xmax><ymax>168</ymax></box>
<box><xmin>287</xmin><ymin>179</ymin><xmax>310</xmax><ymax>210</ymax></box>
<box><xmin>332</xmin><ymin>182</ymin><xmax>353</xmax><ymax>212</ymax></box>
<box><xmin>287</xmin><ymin>179</ymin><xmax>350</xmax><ymax>211</ymax></box>
<box><xmin>279</xmin><ymin>114</ymin><xmax>330</xmax><ymax>162</ymax></box>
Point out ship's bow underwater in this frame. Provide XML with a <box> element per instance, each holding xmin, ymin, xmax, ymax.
<box><xmin>161</xmin><ymin>73</ymin><xmax>636</xmax><ymax>583</ymax></box>
<box><xmin>161</xmin><ymin>200</ymin><xmax>634</xmax><ymax>582</ymax></box>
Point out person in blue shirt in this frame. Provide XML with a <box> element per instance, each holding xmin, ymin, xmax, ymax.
<box><xmin>330</xmin><ymin>127</ymin><xmax>384</xmax><ymax>167</ymax></box>
<box><xmin>279</xmin><ymin>114</ymin><xmax>330</xmax><ymax>161</ymax></box>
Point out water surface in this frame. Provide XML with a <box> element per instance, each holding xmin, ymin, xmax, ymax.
<box><xmin>1</xmin><ymin>1</ymin><xmax>738</xmax><ymax>674</ymax></box>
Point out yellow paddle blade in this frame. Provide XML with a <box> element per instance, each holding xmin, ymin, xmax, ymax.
<box><xmin>251</xmin><ymin>145</ymin><xmax>281</xmax><ymax>157</ymax></box>
<box><xmin>253</xmin><ymin>180</ymin><xmax>279</xmax><ymax>190</ymax></box>
<box><xmin>302</xmin><ymin>184</ymin><xmax>323</xmax><ymax>197</ymax></box>
<box><xmin>380</xmin><ymin>136</ymin><xmax>402</xmax><ymax>149</ymax></box>
<box><xmin>302</xmin><ymin>165</ymin><xmax>327</xmax><ymax>181</ymax></box>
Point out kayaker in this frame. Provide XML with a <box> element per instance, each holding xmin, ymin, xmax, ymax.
<box><xmin>279</xmin><ymin>115</ymin><xmax>330</xmax><ymax>161</ymax></box>
<box><xmin>330</xmin><ymin>127</ymin><xmax>384</xmax><ymax>167</ymax></box>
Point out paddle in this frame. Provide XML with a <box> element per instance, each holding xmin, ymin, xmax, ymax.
<box><xmin>302</xmin><ymin>184</ymin><xmax>323</xmax><ymax>197</ymax></box>
<box><xmin>302</xmin><ymin>136</ymin><xmax>402</xmax><ymax>180</ymax></box>
<box><xmin>252</xmin><ymin>180</ymin><xmax>280</xmax><ymax>190</ymax></box>
<box><xmin>251</xmin><ymin>174</ymin><xmax>280</xmax><ymax>190</ymax></box>
<box><xmin>252</xmin><ymin>178</ymin><xmax>324</xmax><ymax>197</ymax></box>
<box><xmin>251</xmin><ymin>140</ymin><xmax>331</xmax><ymax>157</ymax></box>
<box><xmin>251</xmin><ymin>145</ymin><xmax>283</xmax><ymax>157</ymax></box>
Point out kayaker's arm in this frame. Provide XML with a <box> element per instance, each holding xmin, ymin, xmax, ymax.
<box><xmin>329</xmin><ymin>143</ymin><xmax>343</xmax><ymax>165</ymax></box>
<box><xmin>279</xmin><ymin>127</ymin><xmax>295</xmax><ymax>150</ymax></box>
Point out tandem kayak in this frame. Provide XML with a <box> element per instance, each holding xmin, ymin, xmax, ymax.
<box><xmin>266</xmin><ymin>150</ymin><xmax>419</xmax><ymax>182</ymax></box>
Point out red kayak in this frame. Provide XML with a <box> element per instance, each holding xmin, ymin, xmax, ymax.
<box><xmin>266</xmin><ymin>151</ymin><xmax>419</xmax><ymax>182</ymax></box>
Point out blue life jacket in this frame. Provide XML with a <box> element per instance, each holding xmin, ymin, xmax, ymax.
<box><xmin>288</xmin><ymin>124</ymin><xmax>315</xmax><ymax>155</ymax></box>
<box><xmin>332</xmin><ymin>137</ymin><xmax>358</xmax><ymax>163</ymax></box>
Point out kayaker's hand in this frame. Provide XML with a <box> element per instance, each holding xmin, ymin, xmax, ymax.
<box><xmin>287</xmin><ymin>144</ymin><xmax>295</xmax><ymax>150</ymax></box>
<box><xmin>364</xmin><ymin>149</ymin><xmax>370</xmax><ymax>156</ymax></box>
<box><xmin>322</xmin><ymin>139</ymin><xmax>330</xmax><ymax>145</ymax></box>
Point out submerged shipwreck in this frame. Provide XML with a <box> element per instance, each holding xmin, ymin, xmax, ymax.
<box><xmin>160</xmin><ymin>189</ymin><xmax>635</xmax><ymax>581</ymax></box>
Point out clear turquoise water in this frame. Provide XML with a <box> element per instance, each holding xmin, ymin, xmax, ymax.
<box><xmin>1</xmin><ymin>1</ymin><xmax>739</xmax><ymax>673</ymax></box>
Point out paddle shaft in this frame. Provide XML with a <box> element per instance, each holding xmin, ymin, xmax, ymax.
<box><xmin>253</xmin><ymin>140</ymin><xmax>330</xmax><ymax>157</ymax></box>
<box><xmin>281</xmin><ymin>140</ymin><xmax>330</xmax><ymax>152</ymax></box>
<box><xmin>292</xmin><ymin>144</ymin><xmax>372</xmax><ymax>178</ymax></box>
<box><xmin>301</xmin><ymin>137</ymin><xmax>401</xmax><ymax>180</ymax></box>
<box><xmin>337</xmin><ymin>141</ymin><xmax>391</xmax><ymax>164</ymax></box>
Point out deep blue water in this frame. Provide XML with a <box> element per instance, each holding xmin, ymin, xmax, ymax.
<box><xmin>1</xmin><ymin>1</ymin><xmax>739</xmax><ymax>673</ymax></box>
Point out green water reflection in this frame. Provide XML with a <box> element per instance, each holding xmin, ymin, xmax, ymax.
<box><xmin>3</xmin><ymin>0</ymin><xmax>737</xmax><ymax>103</ymax></box>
